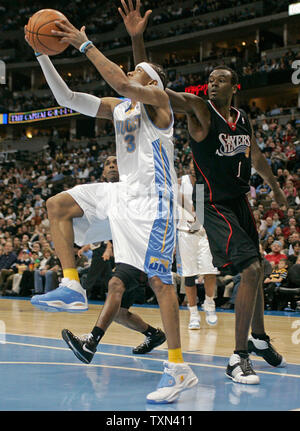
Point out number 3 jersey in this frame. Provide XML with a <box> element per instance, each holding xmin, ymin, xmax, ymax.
<box><xmin>113</xmin><ymin>99</ymin><xmax>177</xmax><ymax>194</ymax></box>
<box><xmin>190</xmin><ymin>100</ymin><xmax>252</xmax><ymax>203</ymax></box>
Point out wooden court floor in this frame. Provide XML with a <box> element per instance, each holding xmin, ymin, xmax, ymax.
<box><xmin>0</xmin><ymin>297</ymin><xmax>300</xmax><ymax>411</ymax></box>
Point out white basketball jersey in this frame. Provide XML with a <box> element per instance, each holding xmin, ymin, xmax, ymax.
<box><xmin>113</xmin><ymin>99</ymin><xmax>177</xmax><ymax>194</ymax></box>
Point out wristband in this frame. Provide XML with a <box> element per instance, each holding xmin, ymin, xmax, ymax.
<box><xmin>35</xmin><ymin>52</ymin><xmax>43</xmax><ymax>57</ymax></box>
<box><xmin>79</xmin><ymin>40</ymin><xmax>93</xmax><ymax>54</ymax></box>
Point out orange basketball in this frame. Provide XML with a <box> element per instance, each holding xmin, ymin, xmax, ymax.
<box><xmin>25</xmin><ymin>9</ymin><xmax>69</xmax><ymax>56</ymax></box>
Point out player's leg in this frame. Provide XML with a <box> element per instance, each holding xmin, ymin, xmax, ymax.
<box><xmin>239</xmin><ymin>197</ymin><xmax>286</xmax><ymax>368</ymax></box>
<box><xmin>30</xmin><ymin>192</ymin><xmax>88</xmax><ymax>312</ymax></box>
<box><xmin>184</xmin><ymin>277</ymin><xmax>201</xmax><ymax>330</ymax></box>
<box><xmin>113</xmin><ymin>271</ymin><xmax>166</xmax><ymax>354</ymax></box>
<box><xmin>202</xmin><ymin>201</ymin><xmax>262</xmax><ymax>383</ymax></box>
<box><xmin>31</xmin><ymin>183</ymin><xmax>111</xmax><ymax>313</ymax></box>
<box><xmin>146</xmin><ymin>275</ymin><xmax>198</xmax><ymax>404</ymax></box>
<box><xmin>46</xmin><ymin>192</ymin><xmax>83</xmax><ymax>278</ymax></box>
<box><xmin>248</xmin><ymin>263</ymin><xmax>287</xmax><ymax>367</ymax></box>
<box><xmin>197</xmin><ymin>234</ymin><xmax>218</xmax><ymax>325</ymax></box>
<box><xmin>176</xmin><ymin>231</ymin><xmax>201</xmax><ymax>329</ymax></box>
<box><xmin>203</xmin><ymin>274</ymin><xmax>218</xmax><ymax>325</ymax></box>
<box><xmin>149</xmin><ymin>276</ymin><xmax>181</xmax><ymax>352</ymax></box>
<box><xmin>115</xmin><ymin>308</ymin><xmax>166</xmax><ymax>354</ymax></box>
<box><xmin>62</xmin><ymin>275</ymin><xmax>126</xmax><ymax>363</ymax></box>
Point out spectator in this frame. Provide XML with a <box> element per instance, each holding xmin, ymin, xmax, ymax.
<box><xmin>0</xmin><ymin>242</ymin><xmax>17</xmax><ymax>294</ymax></box>
<box><xmin>282</xmin><ymin>217</ymin><xmax>300</xmax><ymax>239</ymax></box>
<box><xmin>262</xmin><ymin>235</ymin><xmax>276</xmax><ymax>254</ymax></box>
<box><xmin>262</xmin><ymin>217</ymin><xmax>277</xmax><ymax>239</ymax></box>
<box><xmin>287</xmin><ymin>241</ymin><xmax>300</xmax><ymax>265</ymax></box>
<box><xmin>265</xmin><ymin>241</ymin><xmax>287</xmax><ymax>267</ymax></box>
<box><xmin>33</xmin><ymin>248</ymin><xmax>61</xmax><ymax>294</ymax></box>
<box><xmin>2</xmin><ymin>249</ymin><xmax>32</xmax><ymax>296</ymax></box>
<box><xmin>256</xmin><ymin>181</ymin><xmax>271</xmax><ymax>196</ymax></box>
<box><xmin>263</xmin><ymin>258</ymin><xmax>289</xmax><ymax>310</ymax></box>
<box><xmin>263</xmin><ymin>201</ymin><xmax>285</xmax><ymax>220</ymax></box>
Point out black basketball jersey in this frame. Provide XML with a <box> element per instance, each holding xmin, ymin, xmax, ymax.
<box><xmin>191</xmin><ymin>100</ymin><xmax>252</xmax><ymax>203</ymax></box>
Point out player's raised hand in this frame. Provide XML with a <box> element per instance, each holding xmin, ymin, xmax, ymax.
<box><xmin>51</xmin><ymin>19</ymin><xmax>89</xmax><ymax>49</ymax></box>
<box><xmin>118</xmin><ymin>0</ymin><xmax>152</xmax><ymax>37</ymax></box>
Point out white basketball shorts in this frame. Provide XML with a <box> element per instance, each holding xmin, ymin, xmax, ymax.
<box><xmin>67</xmin><ymin>182</ymin><xmax>176</xmax><ymax>284</ymax></box>
<box><xmin>176</xmin><ymin>229</ymin><xmax>219</xmax><ymax>277</ymax></box>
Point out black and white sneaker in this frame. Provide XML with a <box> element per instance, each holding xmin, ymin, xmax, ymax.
<box><xmin>226</xmin><ymin>353</ymin><xmax>260</xmax><ymax>384</ymax></box>
<box><xmin>248</xmin><ymin>334</ymin><xmax>287</xmax><ymax>367</ymax></box>
<box><xmin>132</xmin><ymin>328</ymin><xmax>166</xmax><ymax>354</ymax></box>
<box><xmin>62</xmin><ymin>329</ymin><xmax>97</xmax><ymax>364</ymax></box>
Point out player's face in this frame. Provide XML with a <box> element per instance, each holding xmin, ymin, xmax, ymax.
<box><xmin>103</xmin><ymin>157</ymin><xmax>119</xmax><ymax>183</ymax></box>
<box><xmin>127</xmin><ymin>67</ymin><xmax>155</xmax><ymax>87</ymax></box>
<box><xmin>208</xmin><ymin>70</ymin><xmax>236</xmax><ymax>106</ymax></box>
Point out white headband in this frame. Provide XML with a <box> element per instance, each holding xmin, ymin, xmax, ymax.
<box><xmin>135</xmin><ymin>62</ymin><xmax>164</xmax><ymax>90</ymax></box>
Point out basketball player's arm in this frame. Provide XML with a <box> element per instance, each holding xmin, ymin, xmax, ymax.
<box><xmin>118</xmin><ymin>0</ymin><xmax>151</xmax><ymax>65</ymax></box>
<box><xmin>28</xmin><ymin>52</ymin><xmax>121</xmax><ymax>120</ymax></box>
<box><xmin>251</xmin><ymin>131</ymin><xmax>288</xmax><ymax>207</ymax></box>
<box><xmin>50</xmin><ymin>20</ymin><xmax>169</xmax><ymax>109</ymax></box>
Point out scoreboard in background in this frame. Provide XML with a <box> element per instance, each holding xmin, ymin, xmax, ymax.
<box><xmin>2</xmin><ymin>106</ymin><xmax>80</xmax><ymax>125</ymax></box>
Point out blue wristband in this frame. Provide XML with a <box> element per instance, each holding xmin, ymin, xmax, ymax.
<box><xmin>35</xmin><ymin>52</ymin><xmax>43</xmax><ymax>57</ymax></box>
<box><xmin>79</xmin><ymin>40</ymin><xmax>93</xmax><ymax>53</ymax></box>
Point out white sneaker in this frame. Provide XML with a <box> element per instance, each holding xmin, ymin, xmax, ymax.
<box><xmin>203</xmin><ymin>299</ymin><xmax>218</xmax><ymax>325</ymax></box>
<box><xmin>226</xmin><ymin>353</ymin><xmax>260</xmax><ymax>385</ymax></box>
<box><xmin>146</xmin><ymin>361</ymin><xmax>198</xmax><ymax>404</ymax></box>
<box><xmin>188</xmin><ymin>314</ymin><xmax>201</xmax><ymax>330</ymax></box>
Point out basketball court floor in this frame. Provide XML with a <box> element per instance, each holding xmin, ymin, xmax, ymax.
<box><xmin>0</xmin><ymin>297</ymin><xmax>300</xmax><ymax>412</ymax></box>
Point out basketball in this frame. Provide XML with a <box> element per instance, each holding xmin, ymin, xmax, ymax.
<box><xmin>25</xmin><ymin>9</ymin><xmax>69</xmax><ymax>56</ymax></box>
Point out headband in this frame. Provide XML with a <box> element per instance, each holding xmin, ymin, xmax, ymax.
<box><xmin>135</xmin><ymin>62</ymin><xmax>164</xmax><ymax>90</ymax></box>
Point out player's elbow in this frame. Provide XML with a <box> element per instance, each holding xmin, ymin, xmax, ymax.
<box><xmin>55</xmin><ymin>89</ymin><xmax>74</xmax><ymax>109</ymax></box>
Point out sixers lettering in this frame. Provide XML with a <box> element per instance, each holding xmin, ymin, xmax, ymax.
<box><xmin>216</xmin><ymin>133</ymin><xmax>251</xmax><ymax>157</ymax></box>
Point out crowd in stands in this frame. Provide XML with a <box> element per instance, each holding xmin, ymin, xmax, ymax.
<box><xmin>1</xmin><ymin>45</ymin><xmax>300</xmax><ymax>114</ymax></box>
<box><xmin>0</xmin><ymin>108</ymin><xmax>299</xmax><ymax>310</ymax></box>
<box><xmin>0</xmin><ymin>0</ymin><xmax>293</xmax><ymax>63</ymax></box>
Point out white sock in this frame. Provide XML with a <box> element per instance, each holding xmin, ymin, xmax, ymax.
<box><xmin>205</xmin><ymin>295</ymin><xmax>214</xmax><ymax>303</ymax></box>
<box><xmin>188</xmin><ymin>305</ymin><xmax>199</xmax><ymax>315</ymax></box>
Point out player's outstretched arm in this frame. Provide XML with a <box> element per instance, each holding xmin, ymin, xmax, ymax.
<box><xmin>118</xmin><ymin>0</ymin><xmax>152</xmax><ymax>65</ymax></box>
<box><xmin>51</xmin><ymin>19</ymin><xmax>168</xmax><ymax>109</ymax></box>
<box><xmin>251</xmin><ymin>131</ymin><xmax>288</xmax><ymax>207</ymax></box>
<box><xmin>24</xmin><ymin>30</ymin><xmax>119</xmax><ymax>120</ymax></box>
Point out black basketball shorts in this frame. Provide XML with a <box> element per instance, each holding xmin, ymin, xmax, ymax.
<box><xmin>202</xmin><ymin>195</ymin><xmax>261</xmax><ymax>274</ymax></box>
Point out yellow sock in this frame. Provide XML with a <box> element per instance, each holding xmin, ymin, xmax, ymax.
<box><xmin>63</xmin><ymin>268</ymin><xmax>80</xmax><ymax>282</ymax></box>
<box><xmin>168</xmin><ymin>348</ymin><xmax>184</xmax><ymax>364</ymax></box>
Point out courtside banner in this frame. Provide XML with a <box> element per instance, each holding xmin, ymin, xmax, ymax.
<box><xmin>8</xmin><ymin>106</ymin><xmax>80</xmax><ymax>124</ymax></box>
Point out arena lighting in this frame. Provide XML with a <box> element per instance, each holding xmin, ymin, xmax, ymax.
<box><xmin>8</xmin><ymin>106</ymin><xmax>80</xmax><ymax>124</ymax></box>
<box><xmin>185</xmin><ymin>83</ymin><xmax>241</xmax><ymax>96</ymax></box>
<box><xmin>289</xmin><ymin>2</ymin><xmax>300</xmax><ymax>15</ymax></box>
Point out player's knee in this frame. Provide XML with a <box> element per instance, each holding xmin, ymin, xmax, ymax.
<box><xmin>46</xmin><ymin>193</ymin><xmax>82</xmax><ymax>219</ymax></box>
<box><xmin>108</xmin><ymin>277</ymin><xmax>125</xmax><ymax>299</ymax></box>
<box><xmin>46</xmin><ymin>195</ymin><xmax>63</xmax><ymax>218</ymax></box>
<box><xmin>149</xmin><ymin>276</ymin><xmax>170</xmax><ymax>297</ymax></box>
